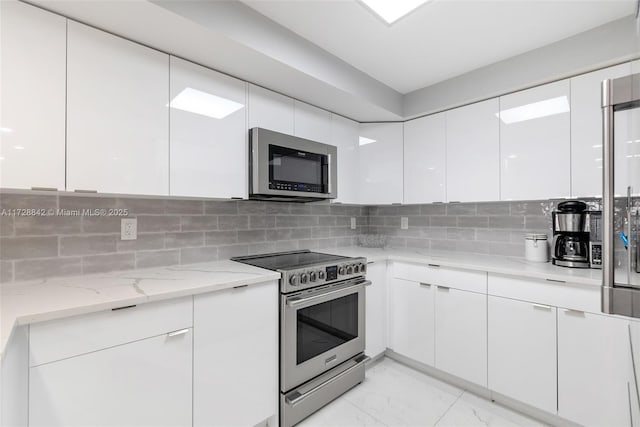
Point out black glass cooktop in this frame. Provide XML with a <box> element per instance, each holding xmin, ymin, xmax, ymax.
<box><xmin>232</xmin><ymin>250</ymin><xmax>348</xmax><ymax>271</ymax></box>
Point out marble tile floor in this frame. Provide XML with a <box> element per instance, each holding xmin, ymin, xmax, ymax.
<box><xmin>298</xmin><ymin>357</ymin><xmax>547</xmax><ymax>427</ymax></box>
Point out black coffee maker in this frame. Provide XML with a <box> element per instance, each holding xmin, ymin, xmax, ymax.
<box><xmin>552</xmin><ymin>200</ymin><xmax>590</xmax><ymax>268</ymax></box>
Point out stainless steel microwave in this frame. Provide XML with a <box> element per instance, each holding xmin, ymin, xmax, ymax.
<box><xmin>249</xmin><ymin>127</ymin><xmax>337</xmax><ymax>202</ymax></box>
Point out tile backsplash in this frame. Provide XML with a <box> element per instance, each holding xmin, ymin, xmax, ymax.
<box><xmin>1</xmin><ymin>192</ymin><xmax>606</xmax><ymax>283</ymax></box>
<box><xmin>0</xmin><ymin>192</ymin><xmax>368</xmax><ymax>282</ymax></box>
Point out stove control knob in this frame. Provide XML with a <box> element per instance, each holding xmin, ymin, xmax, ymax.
<box><xmin>346</xmin><ymin>265</ymin><xmax>354</xmax><ymax>275</ymax></box>
<box><xmin>318</xmin><ymin>270</ymin><xmax>326</xmax><ymax>280</ymax></box>
<box><xmin>339</xmin><ymin>266</ymin><xmax>346</xmax><ymax>276</ymax></box>
<box><xmin>309</xmin><ymin>271</ymin><xmax>317</xmax><ymax>282</ymax></box>
<box><xmin>300</xmin><ymin>273</ymin><xmax>309</xmax><ymax>284</ymax></box>
<box><xmin>289</xmin><ymin>274</ymin><xmax>299</xmax><ymax>287</ymax></box>
<box><xmin>360</xmin><ymin>263</ymin><xmax>367</xmax><ymax>274</ymax></box>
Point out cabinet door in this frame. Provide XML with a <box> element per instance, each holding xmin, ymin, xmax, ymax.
<box><xmin>194</xmin><ymin>281</ymin><xmax>278</xmax><ymax>426</ymax></box>
<box><xmin>331</xmin><ymin>114</ymin><xmax>359</xmax><ymax>204</ymax></box>
<box><xmin>169</xmin><ymin>57</ymin><xmax>247</xmax><ymax>199</ymax></box>
<box><xmin>558</xmin><ymin>309</ymin><xmax>629</xmax><ymax>426</ymax></box>
<box><xmin>435</xmin><ymin>287</ymin><xmax>487</xmax><ymax>386</ymax></box>
<box><xmin>404</xmin><ymin>113</ymin><xmax>446</xmax><ymax>204</ymax></box>
<box><xmin>359</xmin><ymin>123</ymin><xmax>403</xmax><ymax>205</ymax></box>
<box><xmin>0</xmin><ymin>1</ymin><xmax>66</xmax><ymax>190</ymax></box>
<box><xmin>248</xmin><ymin>84</ymin><xmax>294</xmax><ymax>134</ymax></box>
<box><xmin>29</xmin><ymin>330</ymin><xmax>192</xmax><ymax>427</ymax></box>
<box><xmin>488</xmin><ymin>296</ymin><xmax>556</xmax><ymax>413</ymax></box>
<box><xmin>390</xmin><ymin>278</ymin><xmax>434</xmax><ymax>366</ymax></box>
<box><xmin>570</xmin><ymin>63</ymin><xmax>632</xmax><ymax>197</ymax></box>
<box><xmin>499</xmin><ymin>80</ymin><xmax>571</xmax><ymax>200</ymax></box>
<box><xmin>67</xmin><ymin>21</ymin><xmax>169</xmax><ymax>195</ymax></box>
<box><xmin>365</xmin><ymin>261</ymin><xmax>387</xmax><ymax>358</ymax></box>
<box><xmin>294</xmin><ymin>101</ymin><xmax>331</xmax><ymax>144</ymax></box>
<box><xmin>446</xmin><ymin>99</ymin><xmax>500</xmax><ymax>202</ymax></box>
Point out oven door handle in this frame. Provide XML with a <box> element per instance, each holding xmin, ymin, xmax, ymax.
<box><xmin>286</xmin><ymin>281</ymin><xmax>370</xmax><ymax>308</ymax></box>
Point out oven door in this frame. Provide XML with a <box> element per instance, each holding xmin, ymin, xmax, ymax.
<box><xmin>281</xmin><ymin>277</ymin><xmax>367</xmax><ymax>392</ymax></box>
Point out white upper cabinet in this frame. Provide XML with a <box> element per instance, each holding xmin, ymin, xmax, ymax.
<box><xmin>571</xmin><ymin>63</ymin><xmax>632</xmax><ymax>198</ymax></box>
<box><xmin>331</xmin><ymin>114</ymin><xmax>360</xmax><ymax>204</ymax></box>
<box><xmin>169</xmin><ymin>57</ymin><xmax>248</xmax><ymax>199</ymax></box>
<box><xmin>248</xmin><ymin>84</ymin><xmax>294</xmax><ymax>134</ymax></box>
<box><xmin>66</xmin><ymin>22</ymin><xmax>169</xmax><ymax>195</ymax></box>
<box><xmin>404</xmin><ymin>113</ymin><xmax>446</xmax><ymax>204</ymax></box>
<box><xmin>294</xmin><ymin>101</ymin><xmax>332</xmax><ymax>144</ymax></box>
<box><xmin>499</xmin><ymin>80</ymin><xmax>571</xmax><ymax>201</ymax></box>
<box><xmin>358</xmin><ymin>123</ymin><xmax>404</xmax><ymax>205</ymax></box>
<box><xmin>446</xmin><ymin>99</ymin><xmax>500</xmax><ymax>202</ymax></box>
<box><xmin>0</xmin><ymin>1</ymin><xmax>66</xmax><ymax>191</ymax></box>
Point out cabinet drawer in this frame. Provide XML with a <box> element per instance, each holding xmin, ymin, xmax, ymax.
<box><xmin>393</xmin><ymin>262</ymin><xmax>486</xmax><ymax>293</ymax></box>
<box><xmin>488</xmin><ymin>273</ymin><xmax>599</xmax><ymax>313</ymax></box>
<box><xmin>30</xmin><ymin>297</ymin><xmax>192</xmax><ymax>367</ymax></box>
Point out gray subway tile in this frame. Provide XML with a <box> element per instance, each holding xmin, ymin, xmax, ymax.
<box><xmin>14</xmin><ymin>215</ymin><xmax>82</xmax><ymax>236</ymax></box>
<box><xmin>290</xmin><ymin>204</ymin><xmax>312</xmax><ymax>215</ymax></box>
<box><xmin>59</xmin><ymin>195</ymin><xmax>117</xmax><ymax>210</ymax></box>
<box><xmin>136</xmin><ymin>250</ymin><xmax>180</xmax><ymax>269</ymax></box>
<box><xmin>318</xmin><ymin>216</ymin><xmax>337</xmax><ymax>227</ymax></box>
<box><xmin>312</xmin><ymin>228</ymin><xmax>332</xmax><ymax>238</ymax></box>
<box><xmin>0</xmin><ymin>260</ymin><xmax>13</xmax><ymax>282</ymax></box>
<box><xmin>181</xmin><ymin>215</ymin><xmax>218</xmax><ymax>231</ymax></box>
<box><xmin>266</xmin><ymin>203</ymin><xmax>290</xmax><ymax>214</ymax></box>
<box><xmin>369</xmin><ymin>216</ymin><xmax>385</xmax><ymax>226</ymax></box>
<box><xmin>311</xmin><ymin>205</ymin><xmax>331</xmax><ymax>215</ymax></box>
<box><xmin>180</xmin><ymin>246</ymin><xmax>218</xmax><ymax>264</ymax></box>
<box><xmin>82</xmin><ymin>216</ymin><xmax>121</xmax><ymax>233</ymax></box>
<box><xmin>14</xmin><ymin>257</ymin><xmax>82</xmax><ymax>281</ymax></box>
<box><xmin>489</xmin><ymin>216</ymin><xmax>525</xmax><ymax>229</ymax></box>
<box><xmin>476</xmin><ymin>202</ymin><xmax>510</xmax><ymax>216</ymax></box>
<box><xmin>336</xmin><ymin>237</ymin><xmax>353</xmax><ymax>247</ymax></box>
<box><xmin>384</xmin><ymin>217</ymin><xmax>401</xmax><ymax>227</ymax></box>
<box><xmin>525</xmin><ymin>215</ymin><xmax>551</xmax><ymax>230</ymax></box>
<box><xmin>430</xmin><ymin>239</ymin><xmax>457</xmax><ymax>251</ymax></box>
<box><xmin>476</xmin><ymin>229</ymin><xmax>512</xmax><ymax>242</ymax></box>
<box><xmin>297</xmin><ymin>216</ymin><xmax>319</xmax><ymax>227</ymax></box>
<box><xmin>405</xmin><ymin>238</ymin><xmax>430</xmax><ymax>249</ymax></box>
<box><xmin>205</xmin><ymin>230</ymin><xmax>238</xmax><ymax>246</ymax></box>
<box><xmin>420</xmin><ymin>204</ymin><xmax>446</xmax><ymax>215</ymax></box>
<box><xmin>250</xmin><ymin>215</ymin><xmax>276</xmax><ymax>229</ymax></box>
<box><xmin>238</xmin><ymin>201</ymin><xmax>267</xmax><ymax>214</ymax></box>
<box><xmin>457</xmin><ymin>240</ymin><xmax>490</xmax><ymax>254</ymax></box>
<box><xmin>61</xmin><ymin>235</ymin><xmax>118</xmax><ymax>256</ymax></box>
<box><xmin>217</xmin><ymin>244</ymin><xmax>249</xmax><ymax>259</ymax></box>
<box><xmin>336</xmin><ymin>216</ymin><xmax>351</xmax><ymax>227</ymax></box>
<box><xmin>0</xmin><ymin>216</ymin><xmax>13</xmax><ymax>236</ymax></box>
<box><xmin>237</xmin><ymin>230</ymin><xmax>266</xmax><ymax>243</ymax></box>
<box><xmin>386</xmin><ymin>236</ymin><xmax>406</xmax><ymax>248</ymax></box>
<box><xmin>165</xmin><ymin>199</ymin><xmax>203</xmax><ymax>214</ymax></box>
<box><xmin>457</xmin><ymin>216</ymin><xmax>489</xmax><ymax>228</ymax></box>
<box><xmin>248</xmin><ymin>242</ymin><xmax>277</xmax><ymax>255</ymax></box>
<box><xmin>446</xmin><ymin>203</ymin><xmax>477</xmax><ymax>216</ymax></box>
<box><xmin>218</xmin><ymin>215</ymin><xmax>249</xmax><ymax>230</ymax></box>
<box><xmin>0</xmin><ymin>236</ymin><xmax>58</xmax><ymax>260</ymax></box>
<box><xmin>165</xmin><ymin>232</ymin><xmax>204</xmax><ymax>249</ymax></box>
<box><xmin>83</xmin><ymin>253</ymin><xmax>135</xmax><ymax>274</ymax></box>
<box><xmin>397</xmin><ymin>205</ymin><xmax>421</xmax><ymax>215</ymax></box>
<box><xmin>510</xmin><ymin>201</ymin><xmax>552</xmax><ymax>216</ymax></box>
<box><xmin>117</xmin><ymin>198</ymin><xmax>166</xmax><ymax>214</ymax></box>
<box><xmin>276</xmin><ymin>240</ymin><xmax>299</xmax><ymax>251</ymax></box>
<box><xmin>408</xmin><ymin>216</ymin><xmax>429</xmax><ymax>227</ymax></box>
<box><xmin>298</xmin><ymin>239</ymin><xmax>320</xmax><ymax>250</ymax></box>
<box><xmin>137</xmin><ymin>215</ymin><xmax>181</xmax><ymax>232</ymax></box>
<box><xmin>488</xmin><ymin>242</ymin><xmax>525</xmax><ymax>257</ymax></box>
<box><xmin>430</xmin><ymin>216</ymin><xmax>457</xmax><ymax>227</ymax></box>
<box><xmin>266</xmin><ymin>229</ymin><xmax>292</xmax><ymax>241</ymax></box>
<box><xmin>290</xmin><ymin>228</ymin><xmax>312</xmax><ymax>239</ymax></box>
<box><xmin>420</xmin><ymin>228</ymin><xmax>448</xmax><ymax>239</ymax></box>
<box><xmin>276</xmin><ymin>216</ymin><xmax>298</xmax><ymax>228</ymax></box>
<box><xmin>0</xmin><ymin>193</ymin><xmax>57</xmax><ymax>210</ymax></box>
<box><xmin>447</xmin><ymin>228</ymin><xmax>476</xmax><ymax>240</ymax></box>
<box><xmin>205</xmin><ymin>201</ymin><xmax>238</xmax><ymax>215</ymax></box>
<box><xmin>117</xmin><ymin>233</ymin><xmax>165</xmax><ymax>252</ymax></box>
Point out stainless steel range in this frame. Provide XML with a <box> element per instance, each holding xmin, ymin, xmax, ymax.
<box><xmin>232</xmin><ymin>250</ymin><xmax>369</xmax><ymax>427</ymax></box>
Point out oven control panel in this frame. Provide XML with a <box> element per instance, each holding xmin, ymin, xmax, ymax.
<box><xmin>283</xmin><ymin>258</ymin><xmax>367</xmax><ymax>293</ymax></box>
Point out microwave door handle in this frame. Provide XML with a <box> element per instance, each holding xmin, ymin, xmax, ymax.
<box><xmin>286</xmin><ymin>281</ymin><xmax>369</xmax><ymax>309</ymax></box>
<box><xmin>327</xmin><ymin>153</ymin><xmax>332</xmax><ymax>195</ymax></box>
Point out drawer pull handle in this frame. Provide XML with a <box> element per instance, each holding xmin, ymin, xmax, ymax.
<box><xmin>30</xmin><ymin>187</ymin><xmax>57</xmax><ymax>191</ymax></box>
<box><xmin>546</xmin><ymin>278</ymin><xmax>566</xmax><ymax>284</ymax></box>
<box><xmin>437</xmin><ymin>285</ymin><xmax>450</xmax><ymax>292</ymax></box>
<box><xmin>167</xmin><ymin>328</ymin><xmax>190</xmax><ymax>337</ymax></box>
<box><xmin>233</xmin><ymin>284</ymin><xmax>249</xmax><ymax>289</ymax></box>
<box><xmin>428</xmin><ymin>263</ymin><xmax>441</xmax><ymax>268</ymax></box>
<box><xmin>532</xmin><ymin>303</ymin><xmax>552</xmax><ymax>311</ymax></box>
<box><xmin>74</xmin><ymin>189</ymin><xmax>98</xmax><ymax>193</ymax></box>
<box><xmin>419</xmin><ymin>282</ymin><xmax>431</xmax><ymax>288</ymax></box>
<box><xmin>112</xmin><ymin>305</ymin><xmax>136</xmax><ymax>311</ymax></box>
<box><xmin>563</xmin><ymin>309</ymin><xmax>585</xmax><ymax>316</ymax></box>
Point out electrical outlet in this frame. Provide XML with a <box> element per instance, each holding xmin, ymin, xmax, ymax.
<box><xmin>401</xmin><ymin>217</ymin><xmax>408</xmax><ymax>230</ymax></box>
<box><xmin>350</xmin><ymin>217</ymin><xmax>356</xmax><ymax>230</ymax></box>
<box><xmin>121</xmin><ymin>218</ymin><xmax>137</xmax><ymax>240</ymax></box>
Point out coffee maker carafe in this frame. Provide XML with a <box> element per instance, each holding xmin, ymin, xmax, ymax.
<box><xmin>552</xmin><ymin>200</ymin><xmax>590</xmax><ymax>268</ymax></box>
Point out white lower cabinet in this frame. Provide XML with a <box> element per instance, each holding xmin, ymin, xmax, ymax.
<box><xmin>29</xmin><ymin>331</ymin><xmax>193</xmax><ymax>427</ymax></box>
<box><xmin>557</xmin><ymin>309</ymin><xmax>630</xmax><ymax>427</ymax></box>
<box><xmin>488</xmin><ymin>296</ymin><xmax>557</xmax><ymax>413</ymax></box>
<box><xmin>365</xmin><ymin>261</ymin><xmax>387</xmax><ymax>358</ymax></box>
<box><xmin>390</xmin><ymin>277</ymin><xmax>435</xmax><ymax>366</ymax></box>
<box><xmin>434</xmin><ymin>286</ymin><xmax>487</xmax><ymax>386</ymax></box>
<box><xmin>193</xmin><ymin>281</ymin><xmax>278</xmax><ymax>427</ymax></box>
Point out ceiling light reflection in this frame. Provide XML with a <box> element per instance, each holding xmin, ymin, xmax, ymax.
<box><xmin>169</xmin><ymin>87</ymin><xmax>244</xmax><ymax>119</ymax></box>
<box><xmin>496</xmin><ymin>96</ymin><xmax>570</xmax><ymax>124</ymax></box>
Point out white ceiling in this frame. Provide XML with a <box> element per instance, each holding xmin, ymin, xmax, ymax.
<box><xmin>241</xmin><ymin>0</ymin><xmax>637</xmax><ymax>94</ymax></box>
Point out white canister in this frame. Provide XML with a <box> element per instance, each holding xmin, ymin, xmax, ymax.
<box><xmin>524</xmin><ymin>233</ymin><xmax>549</xmax><ymax>262</ymax></box>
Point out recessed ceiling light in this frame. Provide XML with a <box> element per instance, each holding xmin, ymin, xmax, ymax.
<box><xmin>0</xmin><ymin>127</ymin><xmax>12</xmax><ymax>133</ymax></box>
<box><xmin>13</xmin><ymin>145</ymin><xmax>25</xmax><ymax>150</ymax></box>
<box><xmin>359</xmin><ymin>136</ymin><xmax>377</xmax><ymax>146</ymax></box>
<box><xmin>169</xmin><ymin>87</ymin><xmax>244</xmax><ymax>119</ymax></box>
<box><xmin>360</xmin><ymin>0</ymin><xmax>431</xmax><ymax>25</ymax></box>
<box><xmin>496</xmin><ymin>96</ymin><xmax>570</xmax><ymax>124</ymax></box>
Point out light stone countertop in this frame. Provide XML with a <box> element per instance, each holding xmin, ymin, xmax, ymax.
<box><xmin>0</xmin><ymin>260</ymin><xmax>280</xmax><ymax>359</ymax></box>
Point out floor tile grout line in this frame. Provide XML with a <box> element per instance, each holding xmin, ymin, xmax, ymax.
<box><xmin>433</xmin><ymin>390</ymin><xmax>466</xmax><ymax>427</ymax></box>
